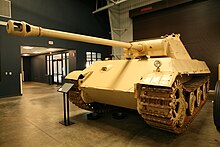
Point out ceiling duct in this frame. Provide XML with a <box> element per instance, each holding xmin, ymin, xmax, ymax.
<box><xmin>0</xmin><ymin>0</ymin><xmax>11</xmax><ymax>18</ymax></box>
<box><xmin>93</xmin><ymin>0</ymin><xmax>127</xmax><ymax>14</ymax></box>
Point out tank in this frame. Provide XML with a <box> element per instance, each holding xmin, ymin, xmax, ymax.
<box><xmin>6</xmin><ymin>20</ymin><xmax>210</xmax><ymax>133</ymax></box>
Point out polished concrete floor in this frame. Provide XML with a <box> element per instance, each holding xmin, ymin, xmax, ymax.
<box><xmin>0</xmin><ymin>82</ymin><xmax>220</xmax><ymax>147</ymax></box>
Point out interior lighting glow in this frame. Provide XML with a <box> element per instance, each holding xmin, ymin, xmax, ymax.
<box><xmin>47</xmin><ymin>48</ymin><xmax>58</xmax><ymax>51</ymax></box>
<box><xmin>33</xmin><ymin>51</ymin><xmax>41</xmax><ymax>54</ymax></box>
<box><xmin>22</xmin><ymin>54</ymin><xmax>30</xmax><ymax>56</ymax></box>
<box><xmin>23</xmin><ymin>46</ymin><xmax>33</xmax><ymax>49</ymax></box>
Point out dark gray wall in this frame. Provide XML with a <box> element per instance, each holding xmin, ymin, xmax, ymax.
<box><xmin>133</xmin><ymin>0</ymin><xmax>220</xmax><ymax>89</ymax></box>
<box><xmin>23</xmin><ymin>57</ymin><xmax>31</xmax><ymax>81</ymax></box>
<box><xmin>0</xmin><ymin>0</ymin><xmax>111</xmax><ymax>97</ymax></box>
<box><xmin>0</xmin><ymin>33</ymin><xmax>22</xmax><ymax>97</ymax></box>
<box><xmin>30</xmin><ymin>55</ymin><xmax>47</xmax><ymax>83</ymax></box>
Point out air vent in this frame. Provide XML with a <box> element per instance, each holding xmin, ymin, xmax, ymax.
<box><xmin>0</xmin><ymin>0</ymin><xmax>11</xmax><ymax>18</ymax></box>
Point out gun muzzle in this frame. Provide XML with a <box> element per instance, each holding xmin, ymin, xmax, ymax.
<box><xmin>6</xmin><ymin>20</ymin><xmax>40</xmax><ymax>36</ymax></box>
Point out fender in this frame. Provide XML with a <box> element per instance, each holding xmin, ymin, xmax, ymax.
<box><xmin>138</xmin><ymin>71</ymin><xmax>178</xmax><ymax>87</ymax></box>
<box><xmin>65</xmin><ymin>70</ymin><xmax>84</xmax><ymax>81</ymax></box>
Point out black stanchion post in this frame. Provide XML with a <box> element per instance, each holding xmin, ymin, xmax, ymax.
<box><xmin>63</xmin><ymin>93</ymin><xmax>67</xmax><ymax>126</ymax></box>
<box><xmin>67</xmin><ymin>92</ymin><xmax>70</xmax><ymax>125</ymax></box>
<box><xmin>58</xmin><ymin>83</ymin><xmax>74</xmax><ymax>126</ymax></box>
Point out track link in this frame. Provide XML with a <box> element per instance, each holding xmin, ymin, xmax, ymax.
<box><xmin>137</xmin><ymin>76</ymin><xmax>209</xmax><ymax>134</ymax></box>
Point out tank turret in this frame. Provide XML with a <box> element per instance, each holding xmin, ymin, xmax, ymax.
<box><xmin>6</xmin><ymin>20</ymin><xmax>210</xmax><ymax>134</ymax></box>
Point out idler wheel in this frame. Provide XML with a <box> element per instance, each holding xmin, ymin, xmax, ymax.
<box><xmin>196</xmin><ymin>88</ymin><xmax>202</xmax><ymax>107</ymax></box>
<box><xmin>187</xmin><ymin>92</ymin><xmax>196</xmax><ymax>116</ymax></box>
<box><xmin>213</xmin><ymin>81</ymin><xmax>220</xmax><ymax>131</ymax></box>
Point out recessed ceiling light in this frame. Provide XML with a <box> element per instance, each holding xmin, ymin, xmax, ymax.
<box><xmin>47</xmin><ymin>48</ymin><xmax>57</xmax><ymax>51</ymax></box>
<box><xmin>23</xmin><ymin>46</ymin><xmax>33</xmax><ymax>49</ymax></box>
<box><xmin>22</xmin><ymin>54</ymin><xmax>30</xmax><ymax>56</ymax></box>
<box><xmin>33</xmin><ymin>51</ymin><xmax>41</xmax><ymax>54</ymax></box>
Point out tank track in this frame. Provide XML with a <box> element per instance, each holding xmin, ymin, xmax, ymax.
<box><xmin>67</xmin><ymin>80</ymin><xmax>113</xmax><ymax>113</ymax></box>
<box><xmin>137</xmin><ymin>76</ymin><xmax>209</xmax><ymax>134</ymax></box>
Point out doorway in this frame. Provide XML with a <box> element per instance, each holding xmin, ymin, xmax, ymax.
<box><xmin>53</xmin><ymin>59</ymin><xmax>62</xmax><ymax>84</ymax></box>
<box><xmin>46</xmin><ymin>53</ymin><xmax>69</xmax><ymax>84</ymax></box>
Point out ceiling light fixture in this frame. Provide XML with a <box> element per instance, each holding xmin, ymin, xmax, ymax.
<box><xmin>47</xmin><ymin>48</ymin><xmax>57</xmax><ymax>51</ymax></box>
<box><xmin>22</xmin><ymin>46</ymin><xmax>33</xmax><ymax>49</ymax></box>
<box><xmin>33</xmin><ymin>51</ymin><xmax>41</xmax><ymax>54</ymax></box>
<box><xmin>22</xmin><ymin>54</ymin><xmax>30</xmax><ymax>56</ymax></box>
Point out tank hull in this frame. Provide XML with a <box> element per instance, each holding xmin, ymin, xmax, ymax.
<box><xmin>81</xmin><ymin>88</ymin><xmax>136</xmax><ymax>109</ymax></box>
<box><xmin>65</xmin><ymin>58</ymin><xmax>210</xmax><ymax>109</ymax></box>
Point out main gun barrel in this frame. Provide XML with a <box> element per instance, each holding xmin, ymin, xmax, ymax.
<box><xmin>6</xmin><ymin>20</ymin><xmax>192</xmax><ymax>59</ymax></box>
<box><xmin>6</xmin><ymin>20</ymin><xmax>137</xmax><ymax>50</ymax></box>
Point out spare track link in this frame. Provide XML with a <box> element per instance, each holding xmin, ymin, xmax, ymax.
<box><xmin>137</xmin><ymin>76</ymin><xmax>209</xmax><ymax>134</ymax></box>
<box><xmin>67</xmin><ymin>80</ymin><xmax>113</xmax><ymax>113</ymax></box>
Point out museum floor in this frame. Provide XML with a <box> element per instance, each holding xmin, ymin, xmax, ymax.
<box><xmin>0</xmin><ymin>82</ymin><xmax>220</xmax><ymax>147</ymax></box>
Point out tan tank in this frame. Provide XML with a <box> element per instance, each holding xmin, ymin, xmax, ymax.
<box><xmin>6</xmin><ymin>20</ymin><xmax>210</xmax><ymax>133</ymax></box>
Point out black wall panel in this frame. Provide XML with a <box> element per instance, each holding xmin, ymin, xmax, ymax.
<box><xmin>30</xmin><ymin>55</ymin><xmax>47</xmax><ymax>83</ymax></box>
<box><xmin>23</xmin><ymin>57</ymin><xmax>31</xmax><ymax>81</ymax></box>
<box><xmin>0</xmin><ymin>0</ymin><xmax>111</xmax><ymax>97</ymax></box>
<box><xmin>133</xmin><ymin>0</ymin><xmax>220</xmax><ymax>89</ymax></box>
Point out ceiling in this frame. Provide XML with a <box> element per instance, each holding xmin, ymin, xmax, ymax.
<box><xmin>20</xmin><ymin>46</ymin><xmax>66</xmax><ymax>56</ymax></box>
